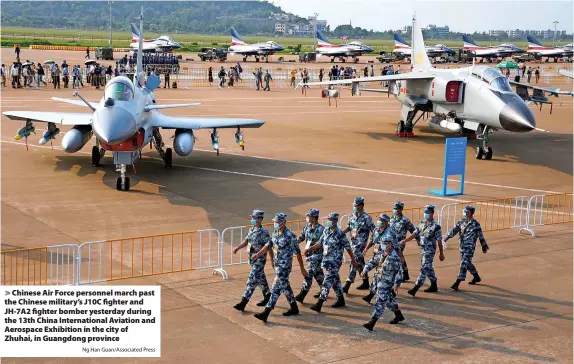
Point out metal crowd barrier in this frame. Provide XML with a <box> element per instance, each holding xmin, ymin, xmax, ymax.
<box><xmin>2</xmin><ymin>193</ymin><xmax>571</xmax><ymax>286</ymax></box>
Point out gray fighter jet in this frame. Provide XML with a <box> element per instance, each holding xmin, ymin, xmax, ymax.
<box><xmin>299</xmin><ymin>13</ymin><xmax>548</xmax><ymax>161</ymax></box>
<box><xmin>3</xmin><ymin>7</ymin><xmax>264</xmax><ymax>191</ymax></box>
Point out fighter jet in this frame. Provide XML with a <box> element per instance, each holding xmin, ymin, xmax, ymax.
<box><xmin>4</xmin><ymin>8</ymin><xmax>264</xmax><ymax>191</ymax></box>
<box><xmin>462</xmin><ymin>35</ymin><xmax>525</xmax><ymax>60</ymax></box>
<box><xmin>393</xmin><ymin>33</ymin><xmax>455</xmax><ymax>58</ymax></box>
<box><xmin>299</xmin><ymin>13</ymin><xmax>545</xmax><ymax>161</ymax></box>
<box><xmin>315</xmin><ymin>30</ymin><xmax>374</xmax><ymax>63</ymax></box>
<box><xmin>526</xmin><ymin>35</ymin><xmax>573</xmax><ymax>61</ymax></box>
<box><xmin>129</xmin><ymin>23</ymin><xmax>181</xmax><ymax>52</ymax></box>
<box><xmin>227</xmin><ymin>27</ymin><xmax>284</xmax><ymax>62</ymax></box>
<box><xmin>559</xmin><ymin>69</ymin><xmax>574</xmax><ymax>78</ymax></box>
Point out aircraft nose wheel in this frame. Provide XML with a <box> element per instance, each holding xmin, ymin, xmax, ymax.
<box><xmin>116</xmin><ymin>177</ymin><xmax>130</xmax><ymax>191</ymax></box>
<box><xmin>475</xmin><ymin>147</ymin><xmax>493</xmax><ymax>160</ymax></box>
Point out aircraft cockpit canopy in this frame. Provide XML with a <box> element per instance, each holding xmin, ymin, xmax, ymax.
<box><xmin>471</xmin><ymin>66</ymin><xmax>512</xmax><ymax>92</ymax></box>
<box><xmin>104</xmin><ymin>79</ymin><xmax>135</xmax><ymax>101</ymax></box>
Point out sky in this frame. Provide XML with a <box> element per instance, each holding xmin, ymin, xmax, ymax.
<box><xmin>269</xmin><ymin>0</ymin><xmax>573</xmax><ymax>33</ymax></box>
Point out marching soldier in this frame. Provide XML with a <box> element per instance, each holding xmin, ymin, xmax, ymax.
<box><xmin>232</xmin><ymin>210</ymin><xmax>273</xmax><ymax>311</ymax></box>
<box><xmin>309</xmin><ymin>213</ymin><xmax>358</xmax><ymax>313</ymax></box>
<box><xmin>390</xmin><ymin>201</ymin><xmax>416</xmax><ymax>281</ymax></box>
<box><xmin>254</xmin><ymin>213</ymin><xmax>308</xmax><ymax>323</ymax></box>
<box><xmin>361</xmin><ymin>214</ymin><xmax>401</xmax><ymax>304</ymax></box>
<box><xmin>361</xmin><ymin>236</ymin><xmax>405</xmax><ymax>331</ymax></box>
<box><xmin>295</xmin><ymin>208</ymin><xmax>325</xmax><ymax>303</ymax></box>
<box><xmin>400</xmin><ymin>205</ymin><xmax>445</xmax><ymax>297</ymax></box>
<box><xmin>342</xmin><ymin>197</ymin><xmax>375</xmax><ymax>293</ymax></box>
<box><xmin>443</xmin><ymin>205</ymin><xmax>489</xmax><ymax>291</ymax></box>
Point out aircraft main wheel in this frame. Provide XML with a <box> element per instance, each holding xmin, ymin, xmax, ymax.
<box><xmin>165</xmin><ymin>148</ymin><xmax>172</xmax><ymax>168</ymax></box>
<box><xmin>116</xmin><ymin>177</ymin><xmax>122</xmax><ymax>191</ymax></box>
<box><xmin>243</xmin><ymin>57</ymin><xmax>247</xmax><ymax>62</ymax></box>
<box><xmin>484</xmin><ymin>147</ymin><xmax>493</xmax><ymax>160</ymax></box>
<box><xmin>397</xmin><ymin>120</ymin><xmax>405</xmax><ymax>133</ymax></box>
<box><xmin>330</xmin><ymin>59</ymin><xmax>334</xmax><ymax>63</ymax></box>
<box><xmin>475</xmin><ymin>147</ymin><xmax>484</xmax><ymax>159</ymax></box>
<box><xmin>91</xmin><ymin>146</ymin><xmax>100</xmax><ymax>167</ymax></box>
<box><xmin>124</xmin><ymin>177</ymin><xmax>130</xmax><ymax>191</ymax></box>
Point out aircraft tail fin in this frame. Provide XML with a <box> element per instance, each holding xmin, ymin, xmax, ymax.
<box><xmin>316</xmin><ymin>30</ymin><xmax>332</xmax><ymax>48</ymax></box>
<box><xmin>130</xmin><ymin>23</ymin><xmax>140</xmax><ymax>40</ymax></box>
<box><xmin>411</xmin><ymin>12</ymin><xmax>431</xmax><ymax>72</ymax></box>
<box><xmin>393</xmin><ymin>33</ymin><xmax>411</xmax><ymax>50</ymax></box>
<box><xmin>231</xmin><ymin>27</ymin><xmax>246</xmax><ymax>46</ymax></box>
<box><xmin>527</xmin><ymin>35</ymin><xmax>544</xmax><ymax>50</ymax></box>
<box><xmin>135</xmin><ymin>6</ymin><xmax>144</xmax><ymax>87</ymax></box>
<box><xmin>463</xmin><ymin>35</ymin><xmax>479</xmax><ymax>49</ymax></box>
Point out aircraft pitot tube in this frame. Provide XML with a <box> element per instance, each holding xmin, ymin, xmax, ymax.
<box><xmin>15</xmin><ymin>123</ymin><xmax>35</xmax><ymax>140</ymax></box>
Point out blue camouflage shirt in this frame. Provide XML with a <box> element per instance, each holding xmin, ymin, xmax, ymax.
<box><xmin>370</xmin><ymin>225</ymin><xmax>400</xmax><ymax>252</ymax></box>
<box><xmin>319</xmin><ymin>227</ymin><xmax>351</xmax><ymax>266</ymax></box>
<box><xmin>390</xmin><ymin>214</ymin><xmax>415</xmax><ymax>241</ymax></box>
<box><xmin>245</xmin><ymin>226</ymin><xmax>271</xmax><ymax>265</ymax></box>
<box><xmin>413</xmin><ymin>219</ymin><xmax>442</xmax><ymax>251</ymax></box>
<box><xmin>268</xmin><ymin>228</ymin><xmax>300</xmax><ymax>271</ymax></box>
<box><xmin>299</xmin><ymin>223</ymin><xmax>324</xmax><ymax>260</ymax></box>
<box><xmin>347</xmin><ymin>211</ymin><xmax>375</xmax><ymax>247</ymax></box>
<box><xmin>445</xmin><ymin>218</ymin><xmax>487</xmax><ymax>250</ymax></box>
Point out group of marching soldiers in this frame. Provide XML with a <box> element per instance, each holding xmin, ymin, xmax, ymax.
<box><xmin>232</xmin><ymin>197</ymin><xmax>489</xmax><ymax>331</ymax></box>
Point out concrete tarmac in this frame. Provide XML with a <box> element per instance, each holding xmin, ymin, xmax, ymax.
<box><xmin>1</xmin><ymin>51</ymin><xmax>572</xmax><ymax>362</ymax></box>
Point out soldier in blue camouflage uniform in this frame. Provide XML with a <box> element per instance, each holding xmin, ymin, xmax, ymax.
<box><xmin>309</xmin><ymin>212</ymin><xmax>358</xmax><ymax>313</ymax></box>
<box><xmin>361</xmin><ymin>214</ymin><xmax>402</xmax><ymax>304</ymax></box>
<box><xmin>233</xmin><ymin>210</ymin><xmax>273</xmax><ymax>311</ymax></box>
<box><xmin>295</xmin><ymin>208</ymin><xmax>325</xmax><ymax>303</ymax></box>
<box><xmin>390</xmin><ymin>201</ymin><xmax>416</xmax><ymax>281</ymax></box>
<box><xmin>342</xmin><ymin>197</ymin><xmax>375</xmax><ymax>293</ymax></box>
<box><xmin>361</xmin><ymin>239</ymin><xmax>405</xmax><ymax>331</ymax></box>
<box><xmin>400</xmin><ymin>205</ymin><xmax>445</xmax><ymax>297</ymax></box>
<box><xmin>253</xmin><ymin>213</ymin><xmax>308</xmax><ymax>323</ymax></box>
<box><xmin>443</xmin><ymin>205</ymin><xmax>489</xmax><ymax>291</ymax></box>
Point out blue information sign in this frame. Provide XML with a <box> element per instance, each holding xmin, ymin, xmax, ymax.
<box><xmin>429</xmin><ymin>137</ymin><xmax>467</xmax><ymax>196</ymax></box>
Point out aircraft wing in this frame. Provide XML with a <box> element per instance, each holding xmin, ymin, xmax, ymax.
<box><xmin>509</xmin><ymin>81</ymin><xmax>573</xmax><ymax>97</ymax></box>
<box><xmin>2</xmin><ymin>111</ymin><xmax>93</xmax><ymax>125</ymax></box>
<box><xmin>51</xmin><ymin>97</ymin><xmax>98</xmax><ymax>109</ymax></box>
<box><xmin>299</xmin><ymin>72</ymin><xmax>435</xmax><ymax>87</ymax></box>
<box><xmin>151</xmin><ymin>113</ymin><xmax>264</xmax><ymax>130</ymax></box>
<box><xmin>145</xmin><ymin>103</ymin><xmax>200</xmax><ymax>111</ymax></box>
<box><xmin>559</xmin><ymin>69</ymin><xmax>573</xmax><ymax>79</ymax></box>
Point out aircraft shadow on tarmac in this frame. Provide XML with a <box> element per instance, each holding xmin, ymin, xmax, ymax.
<box><xmin>50</xmin><ymin>150</ymin><xmax>359</xmax><ymax>230</ymax></box>
<box><xmin>362</xmin><ymin>125</ymin><xmax>573</xmax><ymax>176</ymax></box>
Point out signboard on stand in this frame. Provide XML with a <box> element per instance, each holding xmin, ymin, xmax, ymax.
<box><xmin>429</xmin><ymin>137</ymin><xmax>467</xmax><ymax>196</ymax></box>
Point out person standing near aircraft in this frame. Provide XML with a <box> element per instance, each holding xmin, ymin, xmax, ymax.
<box><xmin>253</xmin><ymin>213</ymin><xmax>308</xmax><ymax>322</ymax></box>
<box><xmin>208</xmin><ymin>66</ymin><xmax>213</xmax><ymax>86</ymax></box>
<box><xmin>218</xmin><ymin>66</ymin><xmax>226</xmax><ymax>88</ymax></box>
<box><xmin>309</xmin><ymin>212</ymin><xmax>358</xmax><ymax>313</ymax></box>
<box><xmin>443</xmin><ymin>206</ymin><xmax>489</xmax><ymax>291</ymax></box>
<box><xmin>342</xmin><ymin>197</ymin><xmax>375</xmax><ymax>293</ymax></box>
<box><xmin>361</xmin><ymin>214</ymin><xmax>401</xmax><ymax>304</ymax></box>
<box><xmin>390</xmin><ymin>201</ymin><xmax>416</xmax><ymax>281</ymax></box>
<box><xmin>263</xmin><ymin>70</ymin><xmax>272</xmax><ymax>91</ymax></box>
<box><xmin>295</xmin><ymin>208</ymin><xmax>325</xmax><ymax>304</ymax></box>
<box><xmin>233</xmin><ymin>210</ymin><xmax>273</xmax><ymax>312</ymax></box>
<box><xmin>400</xmin><ymin>205</ymin><xmax>444</xmax><ymax>297</ymax></box>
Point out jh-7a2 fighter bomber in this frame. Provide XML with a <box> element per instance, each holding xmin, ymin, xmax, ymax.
<box><xmin>227</xmin><ymin>27</ymin><xmax>284</xmax><ymax>62</ymax></box>
<box><xmin>4</xmin><ymin>8</ymin><xmax>264</xmax><ymax>192</ymax></box>
<box><xmin>299</xmin><ymin>13</ymin><xmax>548</xmax><ymax>160</ymax></box>
<box><xmin>315</xmin><ymin>31</ymin><xmax>374</xmax><ymax>63</ymax></box>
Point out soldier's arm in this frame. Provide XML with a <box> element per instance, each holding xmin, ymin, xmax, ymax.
<box><xmin>298</xmin><ymin>229</ymin><xmax>306</xmax><ymax>243</ymax></box>
<box><xmin>436</xmin><ymin>229</ymin><xmax>445</xmax><ymax>257</ymax></box>
<box><xmin>233</xmin><ymin>236</ymin><xmax>249</xmax><ymax>253</ymax></box>
<box><xmin>394</xmin><ymin>263</ymin><xmax>404</xmax><ymax>287</ymax></box>
<box><xmin>253</xmin><ymin>244</ymin><xmax>270</xmax><ymax>260</ymax></box>
<box><xmin>477</xmin><ymin>225</ymin><xmax>489</xmax><ymax>251</ymax></box>
<box><xmin>402</xmin><ymin>228</ymin><xmax>419</xmax><ymax>244</ymax></box>
<box><xmin>444</xmin><ymin>222</ymin><xmax>461</xmax><ymax>241</ymax></box>
<box><xmin>363</xmin><ymin>257</ymin><xmax>376</xmax><ymax>274</ymax></box>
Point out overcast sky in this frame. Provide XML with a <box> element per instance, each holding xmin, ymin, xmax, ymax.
<box><xmin>269</xmin><ymin>0</ymin><xmax>573</xmax><ymax>33</ymax></box>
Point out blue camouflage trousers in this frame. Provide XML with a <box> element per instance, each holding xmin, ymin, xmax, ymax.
<box><xmin>320</xmin><ymin>260</ymin><xmax>344</xmax><ymax>300</ymax></box>
<box><xmin>400</xmin><ymin>244</ymin><xmax>409</xmax><ymax>280</ymax></box>
<box><xmin>347</xmin><ymin>245</ymin><xmax>366</xmax><ymax>283</ymax></box>
<box><xmin>373</xmin><ymin>269</ymin><xmax>399</xmax><ymax>320</ymax></box>
<box><xmin>243</xmin><ymin>259</ymin><xmax>270</xmax><ymax>300</ymax></box>
<box><xmin>301</xmin><ymin>258</ymin><xmax>324</xmax><ymax>292</ymax></box>
<box><xmin>369</xmin><ymin>271</ymin><xmax>380</xmax><ymax>294</ymax></box>
<box><xmin>266</xmin><ymin>268</ymin><xmax>295</xmax><ymax>310</ymax></box>
<box><xmin>415</xmin><ymin>247</ymin><xmax>437</xmax><ymax>286</ymax></box>
<box><xmin>458</xmin><ymin>247</ymin><xmax>478</xmax><ymax>281</ymax></box>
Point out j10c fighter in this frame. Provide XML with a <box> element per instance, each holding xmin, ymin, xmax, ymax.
<box><xmin>3</xmin><ymin>8</ymin><xmax>264</xmax><ymax>191</ymax></box>
<box><xmin>300</xmin><ymin>13</ymin><xmax>547</xmax><ymax>161</ymax></box>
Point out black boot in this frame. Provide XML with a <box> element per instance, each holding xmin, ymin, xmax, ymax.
<box><xmin>254</xmin><ymin>307</ymin><xmax>272</xmax><ymax>322</ymax></box>
<box><xmin>424</xmin><ymin>281</ymin><xmax>438</xmax><ymax>293</ymax></box>
<box><xmin>256</xmin><ymin>293</ymin><xmax>271</xmax><ymax>307</ymax></box>
<box><xmin>362</xmin><ymin>291</ymin><xmax>375</xmax><ymax>304</ymax></box>
<box><xmin>295</xmin><ymin>290</ymin><xmax>308</xmax><ymax>303</ymax></box>
<box><xmin>313</xmin><ymin>291</ymin><xmax>321</xmax><ymax>298</ymax></box>
<box><xmin>282</xmin><ymin>301</ymin><xmax>299</xmax><ymax>316</ymax></box>
<box><xmin>310</xmin><ymin>299</ymin><xmax>325</xmax><ymax>313</ymax></box>
<box><xmin>389</xmin><ymin>310</ymin><xmax>405</xmax><ymax>324</ymax></box>
<box><xmin>343</xmin><ymin>281</ymin><xmax>352</xmax><ymax>294</ymax></box>
<box><xmin>331</xmin><ymin>295</ymin><xmax>345</xmax><ymax>308</ymax></box>
<box><xmin>408</xmin><ymin>284</ymin><xmax>421</xmax><ymax>297</ymax></box>
<box><xmin>451</xmin><ymin>279</ymin><xmax>461</xmax><ymax>291</ymax></box>
<box><xmin>233</xmin><ymin>297</ymin><xmax>249</xmax><ymax>311</ymax></box>
<box><xmin>356</xmin><ymin>278</ymin><xmax>370</xmax><ymax>290</ymax></box>
<box><xmin>363</xmin><ymin>316</ymin><xmax>378</xmax><ymax>331</ymax></box>
<box><xmin>469</xmin><ymin>273</ymin><xmax>482</xmax><ymax>285</ymax></box>
<box><xmin>403</xmin><ymin>268</ymin><xmax>410</xmax><ymax>281</ymax></box>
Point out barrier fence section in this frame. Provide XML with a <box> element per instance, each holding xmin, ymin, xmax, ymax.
<box><xmin>2</xmin><ymin>193</ymin><xmax>572</xmax><ymax>286</ymax></box>
<box><xmin>1</xmin><ymin>244</ymin><xmax>78</xmax><ymax>286</ymax></box>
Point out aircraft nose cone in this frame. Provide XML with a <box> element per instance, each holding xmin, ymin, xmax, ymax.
<box><xmin>499</xmin><ymin>95</ymin><xmax>536</xmax><ymax>132</ymax></box>
<box><xmin>93</xmin><ymin>107</ymin><xmax>137</xmax><ymax>144</ymax></box>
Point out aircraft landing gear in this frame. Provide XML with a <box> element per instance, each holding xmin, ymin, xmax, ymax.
<box><xmin>115</xmin><ymin>164</ymin><xmax>130</xmax><ymax>191</ymax></box>
<box><xmin>330</xmin><ymin>58</ymin><xmax>335</xmax><ymax>63</ymax></box>
<box><xmin>243</xmin><ymin>57</ymin><xmax>247</xmax><ymax>62</ymax></box>
<box><xmin>164</xmin><ymin>148</ymin><xmax>172</xmax><ymax>168</ymax></box>
<box><xmin>476</xmin><ymin>126</ymin><xmax>493</xmax><ymax>160</ymax></box>
<box><xmin>211</xmin><ymin>128</ymin><xmax>220</xmax><ymax>156</ymax></box>
<box><xmin>397</xmin><ymin>109</ymin><xmax>420</xmax><ymax>137</ymax></box>
<box><xmin>152</xmin><ymin>128</ymin><xmax>171</xmax><ymax>167</ymax></box>
<box><xmin>91</xmin><ymin>142</ymin><xmax>106</xmax><ymax>167</ymax></box>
